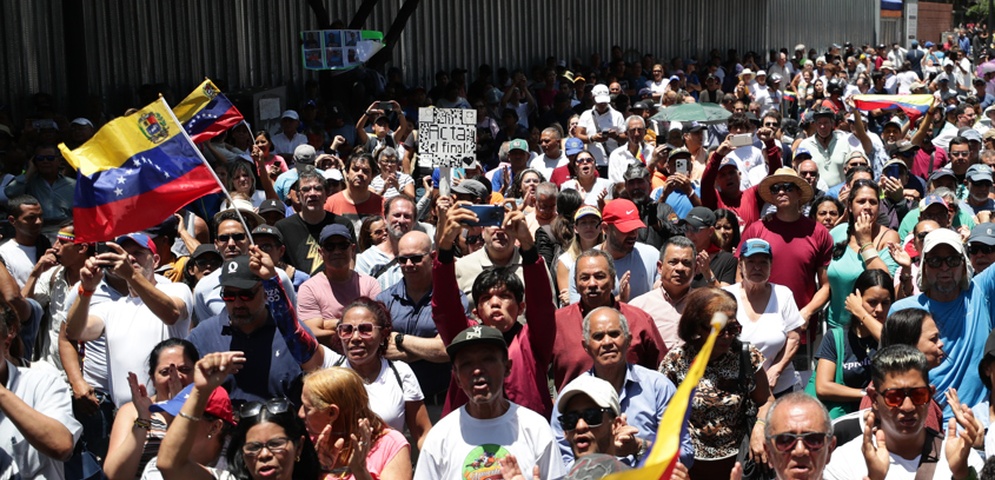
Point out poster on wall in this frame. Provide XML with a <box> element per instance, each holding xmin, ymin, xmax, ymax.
<box><xmin>300</xmin><ymin>30</ymin><xmax>384</xmax><ymax>71</ymax></box>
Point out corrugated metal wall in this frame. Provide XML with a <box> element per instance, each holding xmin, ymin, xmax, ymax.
<box><xmin>1</xmin><ymin>0</ymin><xmax>876</xmax><ymax>123</ymax></box>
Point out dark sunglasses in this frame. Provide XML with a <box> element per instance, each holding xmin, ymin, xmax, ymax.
<box><xmin>720</xmin><ymin>322</ymin><xmax>742</xmax><ymax>337</ymax></box>
<box><xmin>970</xmin><ymin>244</ymin><xmax>995</xmax><ymax>255</ymax></box>
<box><xmin>217</xmin><ymin>233</ymin><xmax>247</xmax><ymax>243</ymax></box>
<box><xmin>769</xmin><ymin>182</ymin><xmax>798</xmax><ymax>195</ymax></box>
<box><xmin>767</xmin><ymin>432</ymin><xmax>830</xmax><ymax>452</ymax></box>
<box><xmin>972</xmin><ymin>181</ymin><xmax>994</xmax><ymax>188</ymax></box>
<box><xmin>322</xmin><ymin>242</ymin><xmax>352</xmax><ymax>252</ymax></box>
<box><xmin>879</xmin><ymin>386</ymin><xmax>932</xmax><ymax>408</ymax></box>
<box><xmin>763</xmin><ymin>122</ymin><xmax>779</xmax><ymax>128</ymax></box>
<box><xmin>221</xmin><ymin>286</ymin><xmax>260</xmax><ymax>302</ymax></box>
<box><xmin>558</xmin><ymin>407</ymin><xmax>612</xmax><ymax>431</ymax></box>
<box><xmin>336</xmin><ymin>322</ymin><xmax>382</xmax><ymax>339</ymax></box>
<box><xmin>33</xmin><ymin>155</ymin><xmax>60</xmax><ymax>162</ymax></box>
<box><xmin>239</xmin><ymin>398</ymin><xmax>292</xmax><ymax>420</ymax></box>
<box><xmin>465</xmin><ymin>235</ymin><xmax>483</xmax><ymax>244</ymax></box>
<box><xmin>924</xmin><ymin>255</ymin><xmax>963</xmax><ymax>268</ymax></box>
<box><xmin>194</xmin><ymin>257</ymin><xmax>222</xmax><ymax>269</ymax></box>
<box><xmin>397</xmin><ymin>254</ymin><xmax>426</xmax><ymax>265</ymax></box>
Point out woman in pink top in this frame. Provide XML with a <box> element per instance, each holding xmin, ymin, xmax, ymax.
<box><xmin>301</xmin><ymin>367</ymin><xmax>412</xmax><ymax>480</ymax></box>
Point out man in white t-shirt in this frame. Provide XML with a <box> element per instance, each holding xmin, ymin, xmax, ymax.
<box><xmin>64</xmin><ymin>233</ymin><xmax>193</xmax><ymax>407</ymax></box>
<box><xmin>824</xmin><ymin>345</ymin><xmax>984</xmax><ymax>480</ymax></box>
<box><xmin>414</xmin><ymin>325</ymin><xmax>566</xmax><ymax>480</ymax></box>
<box><xmin>528</xmin><ymin>127</ymin><xmax>567</xmax><ymax>179</ymax></box>
<box><xmin>607</xmin><ymin>116</ymin><xmax>654</xmax><ymax>185</ymax></box>
<box><xmin>578</xmin><ymin>84</ymin><xmax>626</xmax><ymax>175</ymax></box>
<box><xmin>0</xmin><ymin>195</ymin><xmax>50</xmax><ymax>286</ymax></box>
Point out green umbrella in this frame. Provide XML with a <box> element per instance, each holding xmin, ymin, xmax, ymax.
<box><xmin>650</xmin><ymin>103</ymin><xmax>731</xmax><ymax>124</ymax></box>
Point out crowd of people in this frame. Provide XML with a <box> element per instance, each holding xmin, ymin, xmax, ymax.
<box><xmin>9</xmin><ymin>27</ymin><xmax>995</xmax><ymax>480</ymax></box>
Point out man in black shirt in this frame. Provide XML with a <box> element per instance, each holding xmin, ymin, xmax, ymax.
<box><xmin>275</xmin><ymin>168</ymin><xmax>353</xmax><ymax>275</ymax></box>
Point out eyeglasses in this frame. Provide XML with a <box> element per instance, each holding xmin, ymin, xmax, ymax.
<box><xmin>627</xmin><ymin>128</ymin><xmax>646</xmax><ymax>134</ymax></box>
<box><xmin>769</xmin><ymin>183</ymin><xmax>798</xmax><ymax>195</ymax></box>
<box><xmin>924</xmin><ymin>254</ymin><xmax>964</xmax><ymax>268</ymax></box>
<box><xmin>950</xmin><ymin>151</ymin><xmax>971</xmax><ymax>158</ymax></box>
<box><xmin>221</xmin><ymin>287</ymin><xmax>260</xmax><ymax>302</ymax></box>
<box><xmin>379</xmin><ymin>157</ymin><xmax>398</xmax><ymax>164</ymax></box>
<box><xmin>558</xmin><ymin>407</ymin><xmax>612</xmax><ymax>431</ymax></box>
<box><xmin>767</xmin><ymin>432</ymin><xmax>830</xmax><ymax>452</ymax></box>
<box><xmin>397</xmin><ymin>254</ymin><xmax>426</xmax><ymax>264</ymax></box>
<box><xmin>336</xmin><ymin>322</ymin><xmax>382</xmax><ymax>339</ymax></box>
<box><xmin>970</xmin><ymin>244</ymin><xmax>995</xmax><ymax>255</ymax></box>
<box><xmin>720</xmin><ymin>323</ymin><xmax>742</xmax><ymax>337</ymax></box>
<box><xmin>879</xmin><ymin>386</ymin><xmax>932</xmax><ymax>408</ymax></box>
<box><xmin>33</xmin><ymin>155</ymin><xmax>60</xmax><ymax>162</ymax></box>
<box><xmin>322</xmin><ymin>242</ymin><xmax>352</xmax><ymax>252</ymax></box>
<box><xmin>217</xmin><ymin>233</ymin><xmax>247</xmax><ymax>243</ymax></box>
<box><xmin>240</xmin><ymin>398</ymin><xmax>292</xmax><ymax>420</ymax></box>
<box><xmin>763</xmin><ymin>122</ymin><xmax>779</xmax><ymax>128</ymax></box>
<box><xmin>576</xmin><ymin>157</ymin><xmax>595</xmax><ymax>164</ymax></box>
<box><xmin>242</xmin><ymin>436</ymin><xmax>292</xmax><ymax>458</ymax></box>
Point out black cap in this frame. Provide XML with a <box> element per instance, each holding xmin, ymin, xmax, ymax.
<box><xmin>252</xmin><ymin>225</ymin><xmax>284</xmax><ymax>244</ymax></box>
<box><xmin>446</xmin><ymin>325</ymin><xmax>507</xmax><ymax>360</ymax></box>
<box><xmin>258</xmin><ymin>199</ymin><xmax>287</xmax><ymax>216</ymax></box>
<box><xmin>319</xmin><ymin>224</ymin><xmax>353</xmax><ymax>244</ymax></box>
<box><xmin>190</xmin><ymin>244</ymin><xmax>222</xmax><ymax>261</ymax></box>
<box><xmin>147</xmin><ymin>215</ymin><xmax>179</xmax><ymax>239</ymax></box>
<box><xmin>684</xmin><ymin>207</ymin><xmax>716</xmax><ymax>228</ymax></box>
<box><xmin>812</xmin><ymin>107</ymin><xmax>835</xmax><ymax>120</ymax></box>
<box><xmin>220</xmin><ymin>255</ymin><xmax>261</xmax><ymax>289</ymax></box>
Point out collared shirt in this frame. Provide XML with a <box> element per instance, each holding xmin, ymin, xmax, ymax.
<box><xmin>0</xmin><ymin>359</ymin><xmax>83</xmax><ymax>480</ymax></box>
<box><xmin>4</xmin><ymin>174</ymin><xmax>75</xmax><ymax>224</ymax></box>
<box><xmin>798</xmin><ymin>131</ymin><xmax>852</xmax><ymax>187</ymax></box>
<box><xmin>630</xmin><ymin>287</ymin><xmax>688</xmax><ymax>352</ymax></box>
<box><xmin>377</xmin><ymin>279</ymin><xmax>470</xmax><ymax>396</ymax></box>
<box><xmin>550</xmin><ymin>364</ymin><xmax>694</xmax><ymax>470</ymax></box>
<box><xmin>607</xmin><ymin>143</ymin><xmax>655</xmax><ymax>184</ymax></box>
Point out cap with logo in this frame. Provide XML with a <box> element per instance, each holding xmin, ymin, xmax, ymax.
<box><xmin>928</xmin><ymin>168</ymin><xmax>957</xmax><ymax>184</ymax></box>
<box><xmin>740</xmin><ymin>238</ymin><xmax>772</xmax><ymax>257</ymax></box>
<box><xmin>622</xmin><ymin>164</ymin><xmax>650</xmax><ymax>181</ymax></box>
<box><xmin>220</xmin><ymin>255</ymin><xmax>261</xmax><ymax>289</ymax></box>
<box><xmin>251</xmin><ymin>225</ymin><xmax>284</xmax><ymax>243</ymax></box>
<box><xmin>573</xmin><ymin>205</ymin><xmax>602</xmax><ymax>222</ymax></box>
<box><xmin>921</xmin><ymin>193</ymin><xmax>949</xmax><ymax>211</ymax></box>
<box><xmin>565</xmin><ymin>137</ymin><xmax>585</xmax><ymax>156</ymax></box>
<box><xmin>793</xmin><ymin>147</ymin><xmax>812</xmax><ymax>160</ymax></box>
<box><xmin>592</xmin><ymin>84</ymin><xmax>611</xmax><ymax>104</ymax></box>
<box><xmin>684</xmin><ymin>206</ymin><xmax>716</xmax><ymax>229</ymax></box>
<box><xmin>555</xmin><ymin>375</ymin><xmax>621</xmax><ymax>416</ymax></box>
<box><xmin>446</xmin><ymin>325</ymin><xmax>507</xmax><ymax>360</ymax></box>
<box><xmin>601</xmin><ymin>199</ymin><xmax>646</xmax><ymax>233</ymax></box>
<box><xmin>969</xmin><ymin>223</ymin><xmax>995</xmax><ymax>246</ymax></box>
<box><xmin>968</xmin><ymin>164</ymin><xmax>994</xmax><ymax>183</ymax></box>
<box><xmin>257</xmin><ymin>199</ymin><xmax>287</xmax><ymax>216</ymax></box>
<box><xmin>508</xmin><ymin>138</ymin><xmax>529</xmax><ymax>153</ymax></box>
<box><xmin>115</xmin><ymin>232</ymin><xmax>158</xmax><ymax>256</ymax></box>
<box><xmin>962</xmin><ymin>129</ymin><xmax>983</xmax><ymax>143</ymax></box>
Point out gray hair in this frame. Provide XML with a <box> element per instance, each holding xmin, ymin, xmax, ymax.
<box><xmin>376</xmin><ymin>146</ymin><xmax>398</xmax><ymax>163</ymax></box>
<box><xmin>625</xmin><ymin>115</ymin><xmax>646</xmax><ymax>129</ymax></box>
<box><xmin>581</xmin><ymin>306</ymin><xmax>631</xmax><ymax>344</ymax></box>
<box><xmin>541</xmin><ymin>127</ymin><xmax>562</xmax><ymax>140</ymax></box>
<box><xmin>536</xmin><ymin>181</ymin><xmax>559</xmax><ymax>199</ymax></box>
<box><xmin>575</xmin><ymin>249</ymin><xmax>617</xmax><ymax>283</ymax></box>
<box><xmin>764</xmin><ymin>391</ymin><xmax>832</xmax><ymax>437</ymax></box>
<box><xmin>661</xmin><ymin>235</ymin><xmax>697</xmax><ymax>262</ymax></box>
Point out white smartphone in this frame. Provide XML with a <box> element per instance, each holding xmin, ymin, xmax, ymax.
<box><xmin>676</xmin><ymin>158</ymin><xmax>690</xmax><ymax>176</ymax></box>
<box><xmin>730</xmin><ymin>134</ymin><xmax>753</xmax><ymax>148</ymax></box>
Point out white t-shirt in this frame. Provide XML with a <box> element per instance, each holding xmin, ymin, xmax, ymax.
<box><xmin>0</xmin><ymin>239</ymin><xmax>37</xmax><ymax>286</ymax></box>
<box><xmin>824</xmin><ymin>431</ymin><xmax>985</xmax><ymax>480</ymax></box>
<box><xmin>529</xmin><ymin>152</ymin><xmax>568</xmax><ymax>180</ymax></box>
<box><xmin>91</xmin><ymin>279</ymin><xmax>192</xmax><ymax>407</ymax></box>
<box><xmin>414</xmin><ymin>403</ymin><xmax>566</xmax><ymax>480</ymax></box>
<box><xmin>141</xmin><ymin>456</ymin><xmax>234</xmax><ymax>480</ymax></box>
<box><xmin>340</xmin><ymin>358</ymin><xmax>423</xmax><ymax>432</ymax></box>
<box><xmin>560</xmin><ymin>178</ymin><xmax>614</xmax><ymax>206</ymax></box>
<box><xmin>578</xmin><ymin>107</ymin><xmax>626</xmax><ymax>167</ymax></box>
<box><xmin>725</xmin><ymin>145</ymin><xmax>767</xmax><ymax>190</ymax></box>
<box><xmin>723</xmin><ymin>283</ymin><xmax>804</xmax><ymax>393</ymax></box>
<box><xmin>648</xmin><ymin>78</ymin><xmax>671</xmax><ymax>97</ymax></box>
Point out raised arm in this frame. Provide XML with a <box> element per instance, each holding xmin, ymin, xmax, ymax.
<box><xmin>432</xmin><ymin>203</ymin><xmax>477</xmax><ymax>343</ymax></box>
<box><xmin>101</xmin><ymin>242</ymin><xmax>185</xmax><ymax>325</ymax></box>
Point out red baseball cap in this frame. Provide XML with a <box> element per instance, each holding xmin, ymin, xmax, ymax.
<box><xmin>602</xmin><ymin>199</ymin><xmax>646</xmax><ymax>233</ymax></box>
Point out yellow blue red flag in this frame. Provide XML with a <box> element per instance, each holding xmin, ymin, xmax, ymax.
<box><xmin>852</xmin><ymin>94</ymin><xmax>934</xmax><ymax>121</ymax></box>
<box><xmin>173</xmin><ymin>79</ymin><xmax>244</xmax><ymax>143</ymax></box>
<box><xmin>604</xmin><ymin>313</ymin><xmax>727</xmax><ymax>480</ymax></box>
<box><xmin>58</xmin><ymin>97</ymin><xmax>222</xmax><ymax>243</ymax></box>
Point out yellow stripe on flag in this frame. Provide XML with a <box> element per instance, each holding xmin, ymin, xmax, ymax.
<box><xmin>172</xmin><ymin>79</ymin><xmax>217</xmax><ymax>124</ymax></box>
<box><xmin>59</xmin><ymin>97</ymin><xmax>184</xmax><ymax>177</ymax></box>
<box><xmin>603</xmin><ymin>313</ymin><xmax>727</xmax><ymax>480</ymax></box>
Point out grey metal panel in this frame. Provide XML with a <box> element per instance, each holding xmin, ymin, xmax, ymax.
<box><xmin>766</xmin><ymin>0</ymin><xmax>878</xmax><ymax>55</ymax></box>
<box><xmin>2</xmin><ymin>0</ymin><xmax>66</xmax><ymax>119</ymax></box>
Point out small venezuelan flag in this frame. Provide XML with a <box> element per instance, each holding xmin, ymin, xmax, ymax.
<box><xmin>173</xmin><ymin>79</ymin><xmax>244</xmax><ymax>143</ymax></box>
<box><xmin>603</xmin><ymin>313</ymin><xmax>727</xmax><ymax>480</ymax></box>
<box><xmin>59</xmin><ymin>97</ymin><xmax>223</xmax><ymax>243</ymax></box>
<box><xmin>852</xmin><ymin>94</ymin><xmax>934</xmax><ymax>121</ymax></box>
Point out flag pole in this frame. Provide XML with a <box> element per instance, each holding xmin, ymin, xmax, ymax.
<box><xmin>159</xmin><ymin>97</ymin><xmax>256</xmax><ymax>245</ymax></box>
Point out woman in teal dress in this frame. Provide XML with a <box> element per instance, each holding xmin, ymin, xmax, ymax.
<box><xmin>826</xmin><ymin>179</ymin><xmax>900</xmax><ymax>329</ymax></box>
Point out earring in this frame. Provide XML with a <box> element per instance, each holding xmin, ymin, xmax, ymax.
<box><xmin>207</xmin><ymin>434</ymin><xmax>213</xmax><ymax>439</ymax></box>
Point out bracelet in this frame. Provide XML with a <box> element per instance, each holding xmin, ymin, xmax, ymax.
<box><xmin>78</xmin><ymin>285</ymin><xmax>95</xmax><ymax>297</ymax></box>
<box><xmin>756</xmin><ymin>419</ymin><xmax>767</xmax><ymax>426</ymax></box>
<box><xmin>860</xmin><ymin>248</ymin><xmax>879</xmax><ymax>263</ymax></box>
<box><xmin>177</xmin><ymin>411</ymin><xmax>202</xmax><ymax>422</ymax></box>
<box><xmin>133</xmin><ymin>417</ymin><xmax>152</xmax><ymax>430</ymax></box>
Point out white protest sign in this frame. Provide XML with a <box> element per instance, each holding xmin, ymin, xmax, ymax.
<box><xmin>418</xmin><ymin>107</ymin><xmax>476</xmax><ymax>168</ymax></box>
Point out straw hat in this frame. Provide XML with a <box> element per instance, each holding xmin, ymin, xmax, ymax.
<box><xmin>758</xmin><ymin>167</ymin><xmax>814</xmax><ymax>205</ymax></box>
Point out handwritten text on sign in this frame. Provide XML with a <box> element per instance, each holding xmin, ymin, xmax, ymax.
<box><xmin>418</xmin><ymin>107</ymin><xmax>477</xmax><ymax>167</ymax></box>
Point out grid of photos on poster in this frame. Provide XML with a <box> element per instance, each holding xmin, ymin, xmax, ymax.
<box><xmin>301</xmin><ymin>30</ymin><xmax>362</xmax><ymax>70</ymax></box>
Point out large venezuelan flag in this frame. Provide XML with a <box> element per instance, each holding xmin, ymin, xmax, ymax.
<box><xmin>59</xmin><ymin>98</ymin><xmax>223</xmax><ymax>243</ymax></box>
<box><xmin>604</xmin><ymin>313</ymin><xmax>726</xmax><ymax>480</ymax></box>
<box><xmin>173</xmin><ymin>79</ymin><xmax>244</xmax><ymax>143</ymax></box>
<box><xmin>852</xmin><ymin>94</ymin><xmax>934</xmax><ymax>121</ymax></box>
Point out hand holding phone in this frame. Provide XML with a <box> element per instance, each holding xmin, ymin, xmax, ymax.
<box><xmin>460</xmin><ymin>205</ymin><xmax>506</xmax><ymax>227</ymax></box>
<box><xmin>730</xmin><ymin>134</ymin><xmax>753</xmax><ymax>148</ymax></box>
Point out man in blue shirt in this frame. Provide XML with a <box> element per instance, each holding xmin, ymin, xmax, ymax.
<box><xmin>550</xmin><ymin>306</ymin><xmax>693</xmax><ymax>469</ymax></box>
<box><xmin>890</xmin><ymin>228</ymin><xmax>993</xmax><ymax>420</ymax></box>
<box><xmin>377</xmin><ymin>231</ymin><xmax>469</xmax><ymax>398</ymax></box>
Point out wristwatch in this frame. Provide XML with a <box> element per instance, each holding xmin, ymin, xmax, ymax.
<box><xmin>395</xmin><ymin>333</ymin><xmax>407</xmax><ymax>353</ymax></box>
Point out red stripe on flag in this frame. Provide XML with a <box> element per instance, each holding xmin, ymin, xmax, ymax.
<box><xmin>188</xmin><ymin>106</ymin><xmax>244</xmax><ymax>144</ymax></box>
<box><xmin>73</xmin><ymin>165</ymin><xmax>221</xmax><ymax>243</ymax></box>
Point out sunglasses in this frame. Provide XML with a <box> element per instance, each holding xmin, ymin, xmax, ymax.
<box><xmin>720</xmin><ymin>323</ymin><xmax>742</xmax><ymax>337</ymax></box>
<box><xmin>242</xmin><ymin>436</ymin><xmax>292</xmax><ymax>458</ymax></box>
<box><xmin>799</xmin><ymin>170</ymin><xmax>819</xmax><ymax>177</ymax></box>
<box><xmin>465</xmin><ymin>235</ymin><xmax>483</xmax><ymax>244</ymax></box>
<box><xmin>558</xmin><ymin>407</ymin><xmax>612</xmax><ymax>431</ymax></box>
<box><xmin>879</xmin><ymin>386</ymin><xmax>932</xmax><ymax>408</ymax></box>
<box><xmin>397</xmin><ymin>254</ymin><xmax>426</xmax><ymax>264</ymax></box>
<box><xmin>763</xmin><ymin>122</ymin><xmax>779</xmax><ymax>128</ymax></box>
<box><xmin>336</xmin><ymin>322</ymin><xmax>382</xmax><ymax>339</ymax></box>
<box><xmin>973</xmin><ymin>181</ymin><xmax>994</xmax><ymax>188</ymax></box>
<box><xmin>767</xmin><ymin>432</ymin><xmax>830</xmax><ymax>452</ymax></box>
<box><xmin>322</xmin><ymin>242</ymin><xmax>352</xmax><ymax>252</ymax></box>
<box><xmin>33</xmin><ymin>155</ymin><xmax>60</xmax><ymax>162</ymax></box>
<box><xmin>217</xmin><ymin>233</ymin><xmax>247</xmax><ymax>243</ymax></box>
<box><xmin>576</xmin><ymin>158</ymin><xmax>595</xmax><ymax>164</ymax></box>
<box><xmin>194</xmin><ymin>258</ymin><xmax>222</xmax><ymax>269</ymax></box>
<box><xmin>239</xmin><ymin>398</ymin><xmax>292</xmax><ymax>420</ymax></box>
<box><xmin>924</xmin><ymin>255</ymin><xmax>964</xmax><ymax>268</ymax></box>
<box><xmin>769</xmin><ymin>183</ymin><xmax>798</xmax><ymax>195</ymax></box>
<box><xmin>221</xmin><ymin>287</ymin><xmax>260</xmax><ymax>302</ymax></box>
<box><xmin>970</xmin><ymin>244</ymin><xmax>995</xmax><ymax>255</ymax></box>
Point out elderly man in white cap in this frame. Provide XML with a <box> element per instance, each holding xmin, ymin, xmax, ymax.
<box><xmin>578</xmin><ymin>84</ymin><xmax>626</xmax><ymax>177</ymax></box>
<box><xmin>271</xmin><ymin>109</ymin><xmax>308</xmax><ymax>157</ymax></box>
<box><xmin>890</xmin><ymin>228</ymin><xmax>995</xmax><ymax>421</ymax></box>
